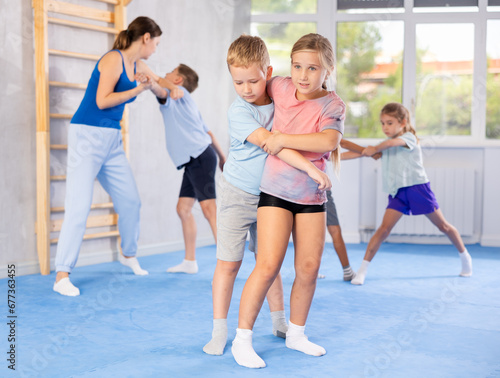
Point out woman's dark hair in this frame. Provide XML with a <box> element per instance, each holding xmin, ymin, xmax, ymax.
<box><xmin>112</xmin><ymin>16</ymin><xmax>162</xmax><ymax>50</ymax></box>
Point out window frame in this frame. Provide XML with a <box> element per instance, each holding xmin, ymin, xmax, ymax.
<box><xmin>251</xmin><ymin>0</ymin><xmax>500</xmax><ymax>143</ymax></box>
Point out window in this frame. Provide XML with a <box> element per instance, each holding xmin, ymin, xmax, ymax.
<box><xmin>486</xmin><ymin>20</ymin><xmax>500</xmax><ymax>139</ymax></box>
<box><xmin>251</xmin><ymin>22</ymin><xmax>316</xmax><ymax>76</ymax></box>
<box><xmin>415</xmin><ymin>23</ymin><xmax>474</xmax><ymax>136</ymax></box>
<box><xmin>251</xmin><ymin>0</ymin><xmax>500</xmax><ymax>140</ymax></box>
<box><xmin>251</xmin><ymin>0</ymin><xmax>317</xmax><ymax>14</ymax></box>
<box><xmin>337</xmin><ymin>21</ymin><xmax>404</xmax><ymax>138</ymax></box>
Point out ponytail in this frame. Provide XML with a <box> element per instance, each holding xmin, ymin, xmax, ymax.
<box><xmin>113</xmin><ymin>30</ymin><xmax>131</xmax><ymax>50</ymax></box>
<box><xmin>330</xmin><ymin>148</ymin><xmax>341</xmax><ymax>179</ymax></box>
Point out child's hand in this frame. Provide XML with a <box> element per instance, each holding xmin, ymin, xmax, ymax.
<box><xmin>371</xmin><ymin>152</ymin><xmax>383</xmax><ymax>160</ymax></box>
<box><xmin>307</xmin><ymin>168</ymin><xmax>332</xmax><ymax>191</ymax></box>
<box><xmin>218</xmin><ymin>157</ymin><xmax>226</xmax><ymax>172</ymax></box>
<box><xmin>362</xmin><ymin>146</ymin><xmax>377</xmax><ymax>157</ymax></box>
<box><xmin>261</xmin><ymin>131</ymin><xmax>284</xmax><ymax>155</ymax></box>
<box><xmin>170</xmin><ymin>87</ymin><xmax>184</xmax><ymax>100</ymax></box>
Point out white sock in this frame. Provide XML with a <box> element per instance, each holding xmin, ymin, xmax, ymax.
<box><xmin>231</xmin><ymin>328</ymin><xmax>266</xmax><ymax>368</ymax></box>
<box><xmin>119</xmin><ymin>254</ymin><xmax>149</xmax><ymax>275</ymax></box>
<box><xmin>285</xmin><ymin>322</ymin><xmax>326</xmax><ymax>356</ymax></box>
<box><xmin>203</xmin><ymin>318</ymin><xmax>228</xmax><ymax>355</ymax></box>
<box><xmin>459</xmin><ymin>249</ymin><xmax>472</xmax><ymax>277</ymax></box>
<box><xmin>351</xmin><ymin>260</ymin><xmax>370</xmax><ymax>285</ymax></box>
<box><xmin>343</xmin><ymin>265</ymin><xmax>356</xmax><ymax>281</ymax></box>
<box><xmin>270</xmin><ymin>310</ymin><xmax>288</xmax><ymax>338</ymax></box>
<box><xmin>166</xmin><ymin>259</ymin><xmax>198</xmax><ymax>274</ymax></box>
<box><xmin>53</xmin><ymin>277</ymin><xmax>80</xmax><ymax>296</ymax></box>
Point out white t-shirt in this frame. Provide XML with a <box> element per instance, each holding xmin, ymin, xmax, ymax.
<box><xmin>381</xmin><ymin>132</ymin><xmax>429</xmax><ymax>196</ymax></box>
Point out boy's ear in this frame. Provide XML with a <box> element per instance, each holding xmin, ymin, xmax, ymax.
<box><xmin>266</xmin><ymin>65</ymin><xmax>273</xmax><ymax>80</ymax></box>
<box><xmin>174</xmin><ymin>75</ymin><xmax>184</xmax><ymax>86</ymax></box>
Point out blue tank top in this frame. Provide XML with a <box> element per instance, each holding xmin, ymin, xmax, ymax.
<box><xmin>71</xmin><ymin>50</ymin><xmax>137</xmax><ymax>129</ymax></box>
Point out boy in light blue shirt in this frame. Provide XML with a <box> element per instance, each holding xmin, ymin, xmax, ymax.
<box><xmin>203</xmin><ymin>35</ymin><xmax>331</xmax><ymax>360</ymax></box>
<box><xmin>156</xmin><ymin>64</ymin><xmax>225</xmax><ymax>274</ymax></box>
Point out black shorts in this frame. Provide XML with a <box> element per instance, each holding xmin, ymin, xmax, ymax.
<box><xmin>179</xmin><ymin>146</ymin><xmax>217</xmax><ymax>201</ymax></box>
<box><xmin>258</xmin><ymin>192</ymin><xmax>326</xmax><ymax>215</ymax></box>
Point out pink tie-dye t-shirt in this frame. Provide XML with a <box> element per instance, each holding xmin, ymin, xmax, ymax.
<box><xmin>259</xmin><ymin>76</ymin><xmax>345</xmax><ymax>205</ymax></box>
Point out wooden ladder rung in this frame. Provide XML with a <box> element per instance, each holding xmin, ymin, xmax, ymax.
<box><xmin>50</xmin><ymin>214</ymin><xmax>118</xmax><ymax>232</ymax></box>
<box><xmin>46</xmin><ymin>0</ymin><xmax>114</xmax><ymax>23</ymax></box>
<box><xmin>50</xmin><ymin>175</ymin><xmax>66</xmax><ymax>181</ymax></box>
<box><xmin>50</xmin><ymin>230</ymin><xmax>120</xmax><ymax>244</ymax></box>
<box><xmin>49</xmin><ymin>81</ymin><xmax>87</xmax><ymax>89</ymax></box>
<box><xmin>50</xmin><ymin>113</ymin><xmax>73</xmax><ymax>119</ymax></box>
<box><xmin>96</xmin><ymin>0</ymin><xmax>120</xmax><ymax>5</ymax></box>
<box><xmin>48</xmin><ymin>17</ymin><xmax>119</xmax><ymax>34</ymax></box>
<box><xmin>49</xmin><ymin>49</ymin><xmax>100</xmax><ymax>61</ymax></box>
<box><xmin>51</xmin><ymin>202</ymin><xmax>114</xmax><ymax>212</ymax></box>
<box><xmin>51</xmin><ymin>144</ymin><xmax>67</xmax><ymax>150</ymax></box>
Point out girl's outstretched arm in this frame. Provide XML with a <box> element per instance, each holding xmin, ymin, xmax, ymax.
<box><xmin>341</xmin><ymin>151</ymin><xmax>362</xmax><ymax>160</ymax></box>
<box><xmin>261</xmin><ymin>129</ymin><xmax>341</xmax><ymax>155</ymax></box>
<box><xmin>362</xmin><ymin>138</ymin><xmax>407</xmax><ymax>157</ymax></box>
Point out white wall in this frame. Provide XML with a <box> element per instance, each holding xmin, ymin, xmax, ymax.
<box><xmin>0</xmin><ymin>0</ymin><xmax>250</xmax><ymax>277</ymax></box>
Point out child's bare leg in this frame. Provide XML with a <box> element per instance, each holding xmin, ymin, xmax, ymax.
<box><xmin>286</xmin><ymin>212</ymin><xmax>326</xmax><ymax>356</ymax></box>
<box><xmin>200</xmin><ymin>198</ymin><xmax>217</xmax><ymax>243</ymax></box>
<box><xmin>204</xmin><ymin>259</ymin><xmax>242</xmax><ymax>355</ymax></box>
<box><xmin>232</xmin><ymin>207</ymin><xmax>292</xmax><ymax>368</ymax></box>
<box><xmin>265</xmin><ymin>272</ymin><xmax>288</xmax><ymax>338</ymax></box>
<box><xmin>426</xmin><ymin>209</ymin><xmax>472</xmax><ymax>276</ymax></box>
<box><xmin>352</xmin><ymin>209</ymin><xmax>402</xmax><ymax>285</ymax></box>
<box><xmin>328</xmin><ymin>225</ymin><xmax>355</xmax><ymax>280</ymax></box>
<box><xmin>168</xmin><ymin>197</ymin><xmax>198</xmax><ymax>273</ymax></box>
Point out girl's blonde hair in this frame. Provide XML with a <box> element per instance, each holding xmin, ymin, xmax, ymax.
<box><xmin>112</xmin><ymin>16</ymin><xmax>162</xmax><ymax>51</ymax></box>
<box><xmin>381</xmin><ymin>103</ymin><xmax>418</xmax><ymax>140</ymax></box>
<box><xmin>291</xmin><ymin>33</ymin><xmax>335</xmax><ymax>90</ymax></box>
<box><xmin>291</xmin><ymin>34</ymin><xmax>340</xmax><ymax>175</ymax></box>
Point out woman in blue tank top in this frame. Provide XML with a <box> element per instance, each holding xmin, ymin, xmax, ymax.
<box><xmin>54</xmin><ymin>17</ymin><xmax>177</xmax><ymax>296</ymax></box>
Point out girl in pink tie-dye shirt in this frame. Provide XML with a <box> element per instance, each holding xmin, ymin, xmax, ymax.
<box><xmin>231</xmin><ymin>33</ymin><xmax>345</xmax><ymax>368</ymax></box>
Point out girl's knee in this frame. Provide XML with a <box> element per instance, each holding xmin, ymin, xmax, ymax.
<box><xmin>296</xmin><ymin>260</ymin><xmax>320</xmax><ymax>281</ymax></box>
<box><xmin>437</xmin><ymin>221</ymin><xmax>454</xmax><ymax>234</ymax></box>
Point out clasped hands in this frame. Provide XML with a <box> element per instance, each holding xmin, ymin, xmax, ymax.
<box><xmin>261</xmin><ymin>130</ymin><xmax>284</xmax><ymax>155</ymax></box>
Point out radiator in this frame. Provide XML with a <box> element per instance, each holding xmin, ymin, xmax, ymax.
<box><xmin>375</xmin><ymin>166</ymin><xmax>475</xmax><ymax>237</ymax></box>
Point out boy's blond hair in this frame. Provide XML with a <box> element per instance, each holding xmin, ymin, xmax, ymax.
<box><xmin>227</xmin><ymin>34</ymin><xmax>270</xmax><ymax>73</ymax></box>
<box><xmin>177</xmin><ymin>64</ymin><xmax>199</xmax><ymax>93</ymax></box>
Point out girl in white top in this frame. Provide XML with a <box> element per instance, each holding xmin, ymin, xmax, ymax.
<box><xmin>351</xmin><ymin>102</ymin><xmax>472</xmax><ymax>285</ymax></box>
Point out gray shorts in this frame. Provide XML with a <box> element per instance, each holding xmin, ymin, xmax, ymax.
<box><xmin>216</xmin><ymin>175</ymin><xmax>259</xmax><ymax>262</ymax></box>
<box><xmin>326</xmin><ymin>189</ymin><xmax>339</xmax><ymax>227</ymax></box>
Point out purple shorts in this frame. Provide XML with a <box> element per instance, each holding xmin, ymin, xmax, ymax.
<box><xmin>387</xmin><ymin>182</ymin><xmax>439</xmax><ymax>216</ymax></box>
